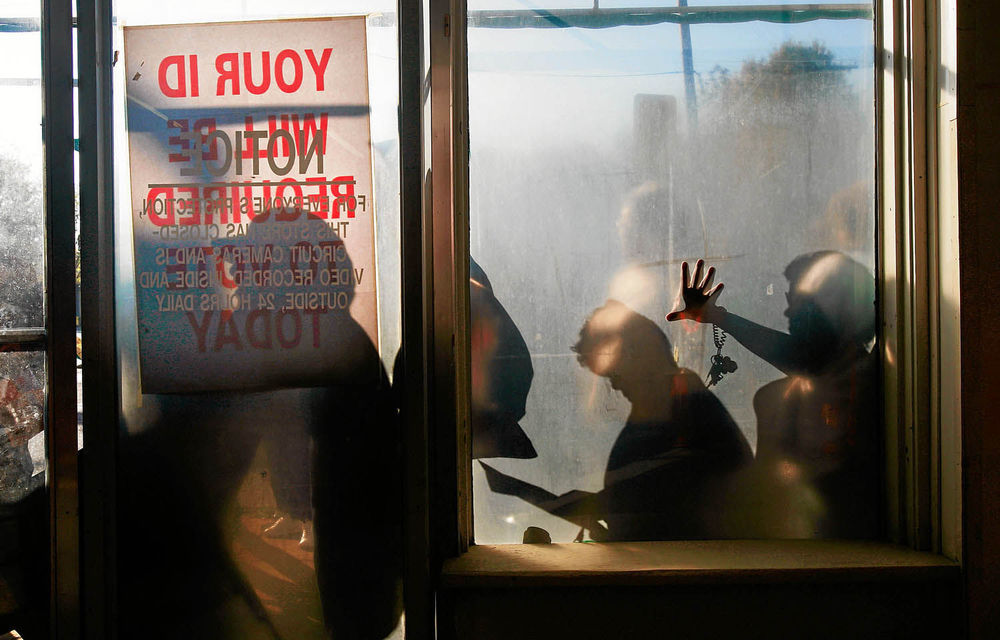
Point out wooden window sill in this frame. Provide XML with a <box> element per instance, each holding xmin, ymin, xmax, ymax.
<box><xmin>441</xmin><ymin>539</ymin><xmax>959</xmax><ymax>588</ymax></box>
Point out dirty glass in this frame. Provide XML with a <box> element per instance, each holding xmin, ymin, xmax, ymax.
<box><xmin>469</xmin><ymin>2</ymin><xmax>878</xmax><ymax>543</ymax></box>
<box><xmin>0</xmin><ymin>350</ymin><xmax>46</xmax><ymax>634</ymax></box>
<box><xmin>0</xmin><ymin>352</ymin><xmax>45</xmax><ymax>503</ymax></box>
<box><xmin>0</xmin><ymin>347</ymin><xmax>49</xmax><ymax>634</ymax></box>
<box><xmin>113</xmin><ymin>2</ymin><xmax>403</xmax><ymax>638</ymax></box>
<box><xmin>0</xmin><ymin>3</ymin><xmax>48</xmax><ymax>635</ymax></box>
<box><xmin>0</xmin><ymin>7</ymin><xmax>44</xmax><ymax>331</ymax></box>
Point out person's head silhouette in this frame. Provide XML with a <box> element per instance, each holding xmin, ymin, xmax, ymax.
<box><xmin>202</xmin><ymin>208</ymin><xmax>371</xmax><ymax>388</ymax></box>
<box><xmin>215</xmin><ymin>210</ymin><xmax>356</xmax><ymax>313</ymax></box>
<box><xmin>782</xmin><ymin>251</ymin><xmax>875</xmax><ymax>365</ymax></box>
<box><xmin>573</xmin><ymin>300</ymin><xmax>678</xmax><ymax>401</ymax></box>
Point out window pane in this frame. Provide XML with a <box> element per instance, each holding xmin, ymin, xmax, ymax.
<box><xmin>469</xmin><ymin>4</ymin><xmax>877</xmax><ymax>543</ymax></box>
<box><xmin>0</xmin><ymin>351</ymin><xmax>45</xmax><ymax>502</ymax></box>
<box><xmin>0</xmin><ymin>15</ymin><xmax>43</xmax><ymax>330</ymax></box>
<box><xmin>113</xmin><ymin>3</ymin><xmax>403</xmax><ymax>638</ymax></box>
<box><xmin>0</xmin><ymin>4</ymin><xmax>48</xmax><ymax>635</ymax></box>
<box><xmin>0</xmin><ymin>350</ymin><xmax>46</xmax><ymax>632</ymax></box>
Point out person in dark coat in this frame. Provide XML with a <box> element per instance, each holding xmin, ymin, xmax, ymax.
<box><xmin>469</xmin><ymin>258</ymin><xmax>536</xmax><ymax>459</ymax></box>
<box><xmin>483</xmin><ymin>300</ymin><xmax>752</xmax><ymax>541</ymax></box>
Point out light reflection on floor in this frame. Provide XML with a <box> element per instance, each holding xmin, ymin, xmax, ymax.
<box><xmin>229</xmin><ymin>451</ymin><xmax>405</xmax><ymax>640</ymax></box>
<box><xmin>231</xmin><ymin>515</ymin><xmax>326</xmax><ymax>640</ymax></box>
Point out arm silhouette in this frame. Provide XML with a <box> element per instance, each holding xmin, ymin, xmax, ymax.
<box><xmin>666</xmin><ymin>259</ymin><xmax>803</xmax><ymax>375</ymax></box>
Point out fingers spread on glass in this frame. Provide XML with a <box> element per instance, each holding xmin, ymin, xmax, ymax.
<box><xmin>667</xmin><ymin>260</ymin><xmax>725</xmax><ymax>323</ymax></box>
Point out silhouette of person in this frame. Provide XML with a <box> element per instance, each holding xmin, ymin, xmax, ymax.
<box><xmin>469</xmin><ymin>258</ymin><xmax>536</xmax><ymax>459</ymax></box>
<box><xmin>117</xmin><ymin>211</ymin><xmax>401</xmax><ymax>639</ymax></box>
<box><xmin>483</xmin><ymin>300</ymin><xmax>751</xmax><ymax>541</ymax></box>
<box><xmin>815</xmin><ymin>180</ymin><xmax>874</xmax><ymax>255</ymax></box>
<box><xmin>608</xmin><ymin>181</ymin><xmax>674</xmax><ymax>316</ymax></box>
<box><xmin>667</xmin><ymin>253</ymin><xmax>879</xmax><ymax>538</ymax></box>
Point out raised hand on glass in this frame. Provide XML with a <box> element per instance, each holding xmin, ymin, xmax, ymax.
<box><xmin>666</xmin><ymin>259</ymin><xmax>726</xmax><ymax>325</ymax></box>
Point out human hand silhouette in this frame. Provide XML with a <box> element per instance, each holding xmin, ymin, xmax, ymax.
<box><xmin>666</xmin><ymin>259</ymin><xmax>726</xmax><ymax>324</ymax></box>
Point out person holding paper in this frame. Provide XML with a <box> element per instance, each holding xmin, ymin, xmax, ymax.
<box><xmin>483</xmin><ymin>300</ymin><xmax>751</xmax><ymax>541</ymax></box>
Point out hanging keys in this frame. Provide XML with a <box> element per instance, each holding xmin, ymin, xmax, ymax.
<box><xmin>706</xmin><ymin>346</ymin><xmax>738</xmax><ymax>388</ymax></box>
<box><xmin>706</xmin><ymin>323</ymin><xmax>737</xmax><ymax>386</ymax></box>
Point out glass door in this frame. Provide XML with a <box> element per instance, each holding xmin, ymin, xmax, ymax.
<box><xmin>108</xmin><ymin>3</ymin><xmax>405</xmax><ymax>638</ymax></box>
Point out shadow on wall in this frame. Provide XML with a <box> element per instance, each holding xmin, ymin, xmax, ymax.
<box><xmin>117</xmin><ymin>214</ymin><xmax>403</xmax><ymax>640</ymax></box>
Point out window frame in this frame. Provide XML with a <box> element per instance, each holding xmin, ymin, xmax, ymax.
<box><xmin>74</xmin><ymin>2</ymin><xmax>421</xmax><ymax>637</ymax></box>
<box><xmin>77</xmin><ymin>1</ymin><xmax>118</xmax><ymax>637</ymax></box>
<box><xmin>422</xmin><ymin>0</ymin><xmax>963</xmax><ymax>622</ymax></box>
<box><xmin>42</xmin><ymin>0</ymin><xmax>80</xmax><ymax>634</ymax></box>
<box><xmin>0</xmin><ymin>0</ymin><xmax>81</xmax><ymax>636</ymax></box>
<box><xmin>0</xmin><ymin>2</ymin><xmax>86</xmax><ymax>635</ymax></box>
<box><xmin>73</xmin><ymin>2</ymin><xmax>436</xmax><ymax>638</ymax></box>
<box><xmin>877</xmin><ymin>0</ymin><xmax>961</xmax><ymax>556</ymax></box>
<box><xmin>55</xmin><ymin>0</ymin><xmax>963</xmax><ymax>637</ymax></box>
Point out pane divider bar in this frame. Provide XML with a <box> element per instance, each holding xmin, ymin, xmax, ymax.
<box><xmin>0</xmin><ymin>328</ymin><xmax>47</xmax><ymax>343</ymax></box>
<box><xmin>77</xmin><ymin>0</ymin><xmax>119</xmax><ymax>638</ymax></box>
<box><xmin>41</xmin><ymin>0</ymin><xmax>80</xmax><ymax>638</ymax></box>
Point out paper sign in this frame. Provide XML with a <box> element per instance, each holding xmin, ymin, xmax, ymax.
<box><xmin>124</xmin><ymin>17</ymin><xmax>378</xmax><ymax>393</ymax></box>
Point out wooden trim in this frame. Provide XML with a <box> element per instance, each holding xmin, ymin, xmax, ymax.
<box><xmin>41</xmin><ymin>0</ymin><xmax>80</xmax><ymax>637</ymax></box>
<box><xmin>932</xmin><ymin>0</ymin><xmax>960</xmax><ymax>563</ymax></box>
<box><xmin>429</xmin><ymin>0</ymin><xmax>472</xmax><ymax>559</ymax></box>
<box><xmin>398</xmin><ymin>0</ymin><xmax>434</xmax><ymax>637</ymax></box>
<box><xmin>77</xmin><ymin>1</ymin><xmax>120</xmax><ymax>637</ymax></box>
<box><xmin>879</xmin><ymin>0</ymin><xmax>950</xmax><ymax>553</ymax></box>
<box><xmin>442</xmin><ymin>540</ymin><xmax>959</xmax><ymax>588</ymax></box>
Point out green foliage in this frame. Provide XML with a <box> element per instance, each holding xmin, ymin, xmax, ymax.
<box><xmin>0</xmin><ymin>154</ymin><xmax>42</xmax><ymax>247</ymax></box>
<box><xmin>0</xmin><ymin>153</ymin><xmax>44</xmax><ymax>328</ymax></box>
<box><xmin>702</xmin><ymin>41</ymin><xmax>851</xmax><ymax>112</ymax></box>
<box><xmin>681</xmin><ymin>39</ymin><xmax>874</xmax><ymax>260</ymax></box>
